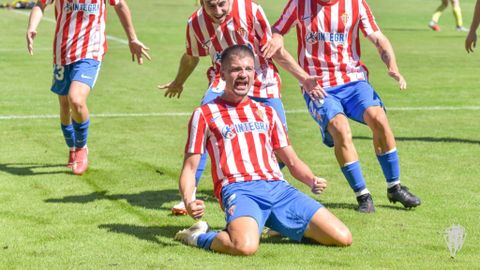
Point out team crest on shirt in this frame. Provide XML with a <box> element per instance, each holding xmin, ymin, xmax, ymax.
<box><xmin>341</xmin><ymin>13</ymin><xmax>350</xmax><ymax>25</ymax></box>
<box><xmin>254</xmin><ymin>109</ymin><xmax>265</xmax><ymax>121</ymax></box>
<box><xmin>236</xmin><ymin>27</ymin><xmax>247</xmax><ymax>39</ymax></box>
<box><xmin>221</xmin><ymin>125</ymin><xmax>236</xmax><ymax>139</ymax></box>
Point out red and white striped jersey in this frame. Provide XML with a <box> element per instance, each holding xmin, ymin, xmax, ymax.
<box><xmin>185</xmin><ymin>0</ymin><xmax>282</xmax><ymax>99</ymax></box>
<box><xmin>273</xmin><ymin>0</ymin><xmax>379</xmax><ymax>88</ymax></box>
<box><xmin>185</xmin><ymin>97</ymin><xmax>290</xmax><ymax>200</ymax></box>
<box><xmin>40</xmin><ymin>0</ymin><xmax>119</xmax><ymax>65</ymax></box>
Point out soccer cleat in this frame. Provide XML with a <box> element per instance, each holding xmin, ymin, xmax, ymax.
<box><xmin>428</xmin><ymin>21</ymin><xmax>441</xmax><ymax>32</ymax></box>
<box><xmin>72</xmin><ymin>147</ymin><xmax>88</xmax><ymax>175</ymax></box>
<box><xmin>67</xmin><ymin>149</ymin><xmax>75</xmax><ymax>168</ymax></box>
<box><xmin>356</xmin><ymin>193</ymin><xmax>375</xmax><ymax>213</ymax></box>
<box><xmin>387</xmin><ymin>184</ymin><xmax>421</xmax><ymax>209</ymax></box>
<box><xmin>171</xmin><ymin>201</ymin><xmax>188</xmax><ymax>216</ymax></box>
<box><xmin>456</xmin><ymin>26</ymin><xmax>469</xmax><ymax>32</ymax></box>
<box><xmin>174</xmin><ymin>221</ymin><xmax>209</xmax><ymax>246</ymax></box>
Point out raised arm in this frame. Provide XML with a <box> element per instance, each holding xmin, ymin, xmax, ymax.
<box><xmin>275</xmin><ymin>145</ymin><xmax>327</xmax><ymax>195</ymax></box>
<box><xmin>466</xmin><ymin>0</ymin><xmax>480</xmax><ymax>53</ymax></box>
<box><xmin>157</xmin><ymin>53</ymin><xmax>200</xmax><ymax>98</ymax></box>
<box><xmin>367</xmin><ymin>31</ymin><xmax>406</xmax><ymax>90</ymax></box>
<box><xmin>26</xmin><ymin>1</ymin><xmax>46</xmax><ymax>56</ymax></box>
<box><xmin>179</xmin><ymin>153</ymin><xmax>205</xmax><ymax>219</ymax></box>
<box><xmin>114</xmin><ymin>0</ymin><xmax>151</xmax><ymax>64</ymax></box>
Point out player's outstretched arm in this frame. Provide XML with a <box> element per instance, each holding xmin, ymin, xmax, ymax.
<box><xmin>275</xmin><ymin>145</ymin><xmax>327</xmax><ymax>194</ymax></box>
<box><xmin>466</xmin><ymin>0</ymin><xmax>480</xmax><ymax>53</ymax></box>
<box><xmin>158</xmin><ymin>53</ymin><xmax>199</xmax><ymax>98</ymax></box>
<box><xmin>114</xmin><ymin>0</ymin><xmax>151</xmax><ymax>64</ymax></box>
<box><xmin>367</xmin><ymin>31</ymin><xmax>407</xmax><ymax>90</ymax></box>
<box><xmin>179</xmin><ymin>153</ymin><xmax>205</xmax><ymax>220</ymax></box>
<box><xmin>26</xmin><ymin>2</ymin><xmax>46</xmax><ymax>56</ymax></box>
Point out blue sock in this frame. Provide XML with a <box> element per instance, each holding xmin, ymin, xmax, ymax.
<box><xmin>61</xmin><ymin>123</ymin><xmax>75</xmax><ymax>148</ymax></box>
<box><xmin>341</xmin><ymin>161</ymin><xmax>367</xmax><ymax>193</ymax></box>
<box><xmin>377</xmin><ymin>149</ymin><xmax>400</xmax><ymax>183</ymax></box>
<box><xmin>72</xmin><ymin>119</ymin><xmax>90</xmax><ymax>148</ymax></box>
<box><xmin>197</xmin><ymin>231</ymin><xmax>218</xmax><ymax>250</ymax></box>
<box><xmin>195</xmin><ymin>153</ymin><xmax>209</xmax><ymax>186</ymax></box>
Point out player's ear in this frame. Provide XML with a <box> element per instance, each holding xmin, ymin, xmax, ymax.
<box><xmin>220</xmin><ymin>70</ymin><xmax>225</xmax><ymax>81</ymax></box>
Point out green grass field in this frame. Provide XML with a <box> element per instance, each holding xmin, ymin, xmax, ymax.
<box><xmin>1</xmin><ymin>0</ymin><xmax>479</xmax><ymax>269</ymax></box>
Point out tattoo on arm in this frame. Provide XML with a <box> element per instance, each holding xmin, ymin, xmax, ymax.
<box><xmin>374</xmin><ymin>39</ymin><xmax>391</xmax><ymax>64</ymax></box>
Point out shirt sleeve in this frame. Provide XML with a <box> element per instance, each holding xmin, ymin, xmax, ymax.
<box><xmin>186</xmin><ymin>18</ymin><xmax>209</xmax><ymax>57</ymax></box>
<box><xmin>185</xmin><ymin>108</ymin><xmax>208</xmax><ymax>154</ymax></box>
<box><xmin>38</xmin><ymin>0</ymin><xmax>53</xmax><ymax>5</ymax></box>
<box><xmin>359</xmin><ymin>0</ymin><xmax>380</xmax><ymax>37</ymax></box>
<box><xmin>270</xmin><ymin>108</ymin><xmax>290</xmax><ymax>150</ymax></box>
<box><xmin>253</xmin><ymin>4</ymin><xmax>272</xmax><ymax>48</ymax></box>
<box><xmin>272</xmin><ymin>0</ymin><xmax>299</xmax><ymax>35</ymax></box>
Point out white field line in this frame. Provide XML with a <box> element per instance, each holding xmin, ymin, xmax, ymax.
<box><xmin>11</xmin><ymin>9</ymin><xmax>129</xmax><ymax>45</ymax></box>
<box><xmin>1</xmin><ymin>106</ymin><xmax>480</xmax><ymax>120</ymax></box>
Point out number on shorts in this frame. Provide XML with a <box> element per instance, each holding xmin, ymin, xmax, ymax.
<box><xmin>54</xmin><ymin>65</ymin><xmax>65</xmax><ymax>81</ymax></box>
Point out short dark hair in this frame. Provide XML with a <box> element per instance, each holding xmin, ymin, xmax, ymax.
<box><xmin>220</xmin><ymin>44</ymin><xmax>254</xmax><ymax>67</ymax></box>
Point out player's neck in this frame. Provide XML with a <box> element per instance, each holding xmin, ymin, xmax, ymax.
<box><xmin>220</xmin><ymin>91</ymin><xmax>248</xmax><ymax>105</ymax></box>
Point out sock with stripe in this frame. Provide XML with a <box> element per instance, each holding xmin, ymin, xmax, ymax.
<box><xmin>341</xmin><ymin>161</ymin><xmax>367</xmax><ymax>193</ymax></box>
<box><xmin>72</xmin><ymin>119</ymin><xmax>90</xmax><ymax>148</ymax></box>
<box><xmin>376</xmin><ymin>148</ymin><xmax>401</xmax><ymax>189</ymax></box>
<box><xmin>61</xmin><ymin>123</ymin><xmax>75</xmax><ymax>148</ymax></box>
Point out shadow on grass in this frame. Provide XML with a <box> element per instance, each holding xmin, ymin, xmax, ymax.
<box><xmin>0</xmin><ymin>163</ymin><xmax>68</xmax><ymax>176</ymax></box>
<box><xmin>98</xmin><ymin>223</ymin><xmax>185</xmax><ymax>246</ymax></box>
<box><xmin>376</xmin><ymin>204</ymin><xmax>418</xmax><ymax>211</ymax></box>
<box><xmin>45</xmin><ymin>189</ymin><xmax>217</xmax><ymax>211</ymax></box>
<box><xmin>321</xmin><ymin>202</ymin><xmax>358</xmax><ymax>211</ymax></box>
<box><xmin>353</xmin><ymin>135</ymin><xmax>480</xmax><ymax>145</ymax></box>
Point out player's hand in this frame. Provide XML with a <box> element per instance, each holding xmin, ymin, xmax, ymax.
<box><xmin>388</xmin><ymin>71</ymin><xmax>407</xmax><ymax>90</ymax></box>
<box><xmin>26</xmin><ymin>29</ymin><xmax>37</xmax><ymax>56</ymax></box>
<box><xmin>261</xmin><ymin>34</ymin><xmax>283</xmax><ymax>59</ymax></box>
<box><xmin>465</xmin><ymin>31</ymin><xmax>477</xmax><ymax>53</ymax></box>
<box><xmin>311</xmin><ymin>176</ymin><xmax>327</xmax><ymax>194</ymax></box>
<box><xmin>186</xmin><ymin>199</ymin><xmax>205</xmax><ymax>220</ymax></box>
<box><xmin>129</xmin><ymin>39</ymin><xmax>151</xmax><ymax>65</ymax></box>
<box><xmin>302</xmin><ymin>75</ymin><xmax>327</xmax><ymax>99</ymax></box>
<box><xmin>158</xmin><ymin>81</ymin><xmax>184</xmax><ymax>98</ymax></box>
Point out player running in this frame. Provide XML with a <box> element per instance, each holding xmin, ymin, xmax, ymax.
<box><xmin>266</xmin><ymin>0</ymin><xmax>421</xmax><ymax>212</ymax></box>
<box><xmin>26</xmin><ymin>0</ymin><xmax>150</xmax><ymax>175</ymax></box>
<box><xmin>429</xmin><ymin>0</ymin><xmax>468</xmax><ymax>32</ymax></box>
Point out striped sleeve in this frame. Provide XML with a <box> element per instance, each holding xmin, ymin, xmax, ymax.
<box><xmin>185</xmin><ymin>108</ymin><xmax>208</xmax><ymax>154</ymax></box>
<box><xmin>359</xmin><ymin>0</ymin><xmax>379</xmax><ymax>37</ymax></box>
<box><xmin>108</xmin><ymin>0</ymin><xmax>120</xmax><ymax>6</ymax></box>
<box><xmin>186</xmin><ymin>16</ymin><xmax>209</xmax><ymax>57</ymax></box>
<box><xmin>269</xmin><ymin>107</ymin><xmax>290</xmax><ymax>150</ymax></box>
<box><xmin>253</xmin><ymin>4</ymin><xmax>272</xmax><ymax>47</ymax></box>
<box><xmin>272</xmin><ymin>0</ymin><xmax>299</xmax><ymax>35</ymax></box>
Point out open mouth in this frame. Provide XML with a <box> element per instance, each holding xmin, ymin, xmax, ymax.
<box><xmin>234</xmin><ymin>80</ymin><xmax>249</xmax><ymax>90</ymax></box>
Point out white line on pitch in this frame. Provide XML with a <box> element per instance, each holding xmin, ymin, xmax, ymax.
<box><xmin>1</xmin><ymin>106</ymin><xmax>480</xmax><ymax>120</ymax></box>
<box><xmin>10</xmin><ymin>9</ymin><xmax>129</xmax><ymax>45</ymax></box>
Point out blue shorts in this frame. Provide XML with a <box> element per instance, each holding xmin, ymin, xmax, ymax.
<box><xmin>202</xmin><ymin>88</ymin><xmax>287</xmax><ymax>128</ymax></box>
<box><xmin>303</xmin><ymin>80</ymin><xmax>384</xmax><ymax>147</ymax></box>
<box><xmin>221</xmin><ymin>180</ymin><xmax>322</xmax><ymax>241</ymax></box>
<box><xmin>51</xmin><ymin>59</ymin><xmax>101</xmax><ymax>96</ymax></box>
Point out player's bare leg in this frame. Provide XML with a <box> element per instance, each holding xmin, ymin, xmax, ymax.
<box><xmin>327</xmin><ymin>114</ymin><xmax>358</xmax><ymax>166</ymax></box>
<box><xmin>363</xmin><ymin>106</ymin><xmax>421</xmax><ymax>208</ymax></box>
<box><xmin>327</xmin><ymin>114</ymin><xmax>374</xmax><ymax>212</ymax></box>
<box><xmin>68</xmin><ymin>81</ymin><xmax>91</xmax><ymax>175</ymax></box>
<box><xmin>303</xmin><ymin>208</ymin><xmax>352</xmax><ymax>246</ymax></box>
<box><xmin>210</xmin><ymin>216</ymin><xmax>260</xmax><ymax>256</ymax></box>
<box><xmin>59</xmin><ymin>95</ymin><xmax>75</xmax><ymax>168</ymax></box>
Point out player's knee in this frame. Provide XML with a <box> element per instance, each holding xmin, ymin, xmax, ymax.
<box><xmin>68</xmin><ymin>97</ymin><xmax>86</xmax><ymax>113</ymax></box>
<box><xmin>336</xmin><ymin>228</ymin><xmax>353</xmax><ymax>247</ymax></box>
<box><xmin>232</xmin><ymin>241</ymin><xmax>258</xmax><ymax>256</ymax></box>
<box><xmin>366</xmin><ymin>111</ymin><xmax>389</xmax><ymax>131</ymax></box>
<box><xmin>329</xmin><ymin>120</ymin><xmax>352</xmax><ymax>142</ymax></box>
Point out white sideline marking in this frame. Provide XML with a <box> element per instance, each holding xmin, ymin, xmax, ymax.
<box><xmin>11</xmin><ymin>9</ymin><xmax>129</xmax><ymax>45</ymax></box>
<box><xmin>1</xmin><ymin>106</ymin><xmax>479</xmax><ymax>120</ymax></box>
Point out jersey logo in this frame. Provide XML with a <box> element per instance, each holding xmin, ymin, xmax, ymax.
<box><xmin>221</xmin><ymin>125</ymin><xmax>236</xmax><ymax>139</ymax></box>
<box><xmin>305</xmin><ymin>31</ymin><xmax>347</xmax><ymax>45</ymax></box>
<box><xmin>236</xmin><ymin>27</ymin><xmax>247</xmax><ymax>39</ymax></box>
